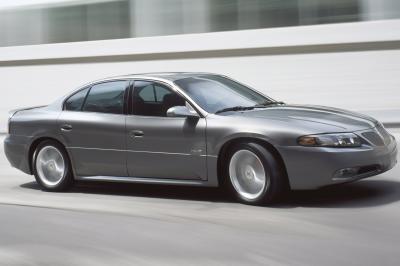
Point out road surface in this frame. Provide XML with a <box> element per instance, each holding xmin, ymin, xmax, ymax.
<box><xmin>0</xmin><ymin>131</ymin><xmax>399</xmax><ymax>266</ymax></box>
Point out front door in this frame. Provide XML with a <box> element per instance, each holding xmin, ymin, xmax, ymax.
<box><xmin>126</xmin><ymin>80</ymin><xmax>207</xmax><ymax>180</ymax></box>
<box><xmin>59</xmin><ymin>80</ymin><xmax>129</xmax><ymax>177</ymax></box>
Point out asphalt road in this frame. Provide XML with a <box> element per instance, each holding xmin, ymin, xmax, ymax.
<box><xmin>0</xmin><ymin>131</ymin><xmax>399</xmax><ymax>266</ymax></box>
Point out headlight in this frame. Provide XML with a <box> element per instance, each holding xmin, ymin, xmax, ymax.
<box><xmin>298</xmin><ymin>133</ymin><xmax>361</xmax><ymax>147</ymax></box>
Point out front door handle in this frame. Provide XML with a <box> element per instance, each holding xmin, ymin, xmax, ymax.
<box><xmin>130</xmin><ymin>130</ymin><xmax>144</xmax><ymax>137</ymax></box>
<box><xmin>61</xmin><ymin>124</ymin><xmax>72</xmax><ymax>131</ymax></box>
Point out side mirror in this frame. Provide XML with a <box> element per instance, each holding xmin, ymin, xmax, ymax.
<box><xmin>167</xmin><ymin>106</ymin><xmax>199</xmax><ymax>118</ymax></box>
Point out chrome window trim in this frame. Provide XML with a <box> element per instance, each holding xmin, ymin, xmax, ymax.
<box><xmin>61</xmin><ymin>75</ymin><xmax>221</xmax><ymax>117</ymax></box>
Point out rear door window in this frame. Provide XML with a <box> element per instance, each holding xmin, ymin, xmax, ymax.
<box><xmin>82</xmin><ymin>81</ymin><xmax>127</xmax><ymax>114</ymax></box>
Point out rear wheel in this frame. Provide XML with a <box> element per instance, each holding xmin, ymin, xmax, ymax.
<box><xmin>33</xmin><ymin>140</ymin><xmax>74</xmax><ymax>191</ymax></box>
<box><xmin>225</xmin><ymin>142</ymin><xmax>286</xmax><ymax>205</ymax></box>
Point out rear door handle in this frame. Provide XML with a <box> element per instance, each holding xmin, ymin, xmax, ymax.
<box><xmin>61</xmin><ymin>124</ymin><xmax>72</xmax><ymax>131</ymax></box>
<box><xmin>130</xmin><ymin>130</ymin><xmax>144</xmax><ymax>137</ymax></box>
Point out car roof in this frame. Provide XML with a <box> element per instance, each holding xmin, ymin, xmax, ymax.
<box><xmin>107</xmin><ymin>72</ymin><xmax>220</xmax><ymax>82</ymax></box>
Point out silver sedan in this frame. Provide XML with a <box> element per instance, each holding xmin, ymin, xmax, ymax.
<box><xmin>4</xmin><ymin>73</ymin><xmax>398</xmax><ymax>205</ymax></box>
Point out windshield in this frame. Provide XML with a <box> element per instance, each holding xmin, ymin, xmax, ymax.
<box><xmin>174</xmin><ymin>75</ymin><xmax>273</xmax><ymax>113</ymax></box>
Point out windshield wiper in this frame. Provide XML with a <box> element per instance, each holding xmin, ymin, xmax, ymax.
<box><xmin>254</xmin><ymin>101</ymin><xmax>285</xmax><ymax>107</ymax></box>
<box><xmin>215</xmin><ymin>101</ymin><xmax>285</xmax><ymax>114</ymax></box>
<box><xmin>215</xmin><ymin>106</ymin><xmax>255</xmax><ymax>114</ymax></box>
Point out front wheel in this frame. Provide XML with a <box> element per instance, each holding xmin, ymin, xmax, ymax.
<box><xmin>225</xmin><ymin>142</ymin><xmax>286</xmax><ymax>205</ymax></box>
<box><xmin>32</xmin><ymin>140</ymin><xmax>74</xmax><ymax>191</ymax></box>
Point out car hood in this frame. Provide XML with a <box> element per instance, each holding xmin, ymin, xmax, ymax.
<box><xmin>229</xmin><ymin>104</ymin><xmax>377</xmax><ymax>132</ymax></box>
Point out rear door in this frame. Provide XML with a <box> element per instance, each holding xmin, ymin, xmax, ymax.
<box><xmin>58</xmin><ymin>80</ymin><xmax>129</xmax><ymax>177</ymax></box>
<box><xmin>126</xmin><ymin>80</ymin><xmax>207</xmax><ymax>180</ymax></box>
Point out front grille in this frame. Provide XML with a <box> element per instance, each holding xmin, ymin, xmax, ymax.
<box><xmin>361</xmin><ymin>125</ymin><xmax>391</xmax><ymax>146</ymax></box>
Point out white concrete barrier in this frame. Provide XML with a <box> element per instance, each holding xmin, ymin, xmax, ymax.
<box><xmin>0</xmin><ymin>19</ymin><xmax>399</xmax><ymax>132</ymax></box>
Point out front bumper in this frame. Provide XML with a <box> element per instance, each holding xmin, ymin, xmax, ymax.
<box><xmin>278</xmin><ymin>135</ymin><xmax>397</xmax><ymax>190</ymax></box>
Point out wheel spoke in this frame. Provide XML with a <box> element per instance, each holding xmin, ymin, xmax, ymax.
<box><xmin>229</xmin><ymin>149</ymin><xmax>268</xmax><ymax>200</ymax></box>
<box><xmin>36</xmin><ymin>146</ymin><xmax>65</xmax><ymax>187</ymax></box>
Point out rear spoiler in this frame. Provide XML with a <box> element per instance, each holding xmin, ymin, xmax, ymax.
<box><xmin>8</xmin><ymin>105</ymin><xmax>47</xmax><ymax>118</ymax></box>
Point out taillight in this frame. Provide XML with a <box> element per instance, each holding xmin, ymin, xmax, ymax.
<box><xmin>7</xmin><ymin>111</ymin><xmax>16</xmax><ymax>134</ymax></box>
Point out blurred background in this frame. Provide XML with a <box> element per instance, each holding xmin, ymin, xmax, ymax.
<box><xmin>0</xmin><ymin>0</ymin><xmax>399</xmax><ymax>130</ymax></box>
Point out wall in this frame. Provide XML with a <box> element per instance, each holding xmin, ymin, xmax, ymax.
<box><xmin>0</xmin><ymin>19</ymin><xmax>399</xmax><ymax>131</ymax></box>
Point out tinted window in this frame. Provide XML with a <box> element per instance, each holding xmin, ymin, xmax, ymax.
<box><xmin>138</xmin><ymin>83</ymin><xmax>172</xmax><ymax>103</ymax></box>
<box><xmin>82</xmin><ymin>81</ymin><xmax>126</xmax><ymax>114</ymax></box>
<box><xmin>175</xmin><ymin>75</ymin><xmax>270</xmax><ymax>113</ymax></box>
<box><xmin>155</xmin><ymin>85</ymin><xmax>171</xmax><ymax>101</ymax></box>
<box><xmin>64</xmin><ymin>87</ymin><xmax>89</xmax><ymax>111</ymax></box>
<box><xmin>138</xmin><ymin>84</ymin><xmax>156</xmax><ymax>102</ymax></box>
<box><xmin>133</xmin><ymin>81</ymin><xmax>185</xmax><ymax>117</ymax></box>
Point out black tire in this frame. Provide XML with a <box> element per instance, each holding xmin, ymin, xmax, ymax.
<box><xmin>32</xmin><ymin>140</ymin><xmax>74</xmax><ymax>192</ymax></box>
<box><xmin>224</xmin><ymin>142</ymin><xmax>287</xmax><ymax>205</ymax></box>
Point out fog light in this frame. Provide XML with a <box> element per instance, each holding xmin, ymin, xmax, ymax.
<box><xmin>333</xmin><ymin>167</ymin><xmax>359</xmax><ymax>179</ymax></box>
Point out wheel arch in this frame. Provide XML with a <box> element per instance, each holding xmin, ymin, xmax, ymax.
<box><xmin>217</xmin><ymin>137</ymin><xmax>290</xmax><ymax>189</ymax></box>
